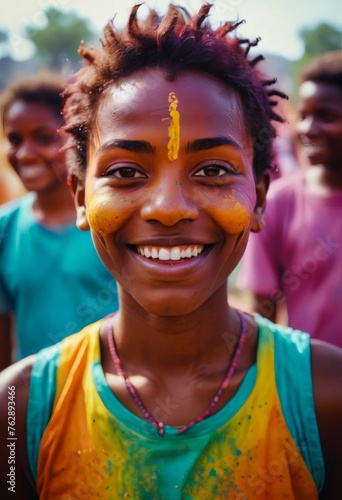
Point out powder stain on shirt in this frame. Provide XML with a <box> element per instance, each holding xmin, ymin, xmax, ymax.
<box><xmin>167</xmin><ymin>92</ymin><xmax>180</xmax><ymax>161</ymax></box>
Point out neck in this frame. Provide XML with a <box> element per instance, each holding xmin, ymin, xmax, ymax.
<box><xmin>101</xmin><ymin>285</ymin><xmax>258</xmax><ymax>431</ymax></box>
<box><xmin>107</xmin><ymin>308</ymin><xmax>247</xmax><ymax>435</ymax></box>
<box><xmin>33</xmin><ymin>182</ymin><xmax>76</xmax><ymax>226</ymax></box>
<box><xmin>111</xmin><ymin>285</ymin><xmax>240</xmax><ymax>375</ymax></box>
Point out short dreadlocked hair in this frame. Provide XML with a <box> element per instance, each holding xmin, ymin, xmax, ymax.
<box><xmin>62</xmin><ymin>3</ymin><xmax>286</xmax><ymax>182</ymax></box>
<box><xmin>299</xmin><ymin>50</ymin><xmax>342</xmax><ymax>89</ymax></box>
<box><xmin>0</xmin><ymin>71</ymin><xmax>65</xmax><ymax>127</ymax></box>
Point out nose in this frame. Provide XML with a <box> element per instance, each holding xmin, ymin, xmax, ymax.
<box><xmin>140</xmin><ymin>176</ymin><xmax>199</xmax><ymax>226</ymax></box>
<box><xmin>297</xmin><ymin>115</ymin><xmax>320</xmax><ymax>138</ymax></box>
<box><xmin>14</xmin><ymin>140</ymin><xmax>38</xmax><ymax>162</ymax></box>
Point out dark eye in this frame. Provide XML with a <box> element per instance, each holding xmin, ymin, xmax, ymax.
<box><xmin>36</xmin><ymin>133</ymin><xmax>57</xmax><ymax>145</ymax></box>
<box><xmin>104</xmin><ymin>165</ymin><xmax>147</xmax><ymax>179</ymax></box>
<box><xmin>318</xmin><ymin>110</ymin><xmax>336</xmax><ymax>123</ymax></box>
<box><xmin>7</xmin><ymin>133</ymin><xmax>22</xmax><ymax>147</ymax></box>
<box><xmin>194</xmin><ymin>163</ymin><xmax>232</xmax><ymax>177</ymax></box>
<box><xmin>117</xmin><ymin>167</ymin><xmax>139</xmax><ymax>178</ymax></box>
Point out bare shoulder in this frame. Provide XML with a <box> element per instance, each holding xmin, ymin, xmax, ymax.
<box><xmin>0</xmin><ymin>357</ymin><xmax>38</xmax><ymax>499</ymax></box>
<box><xmin>311</xmin><ymin>340</ymin><xmax>342</xmax><ymax>497</ymax></box>
<box><xmin>0</xmin><ymin>354</ymin><xmax>35</xmax><ymax>387</ymax></box>
<box><xmin>311</xmin><ymin>339</ymin><xmax>342</xmax><ymax>416</ymax></box>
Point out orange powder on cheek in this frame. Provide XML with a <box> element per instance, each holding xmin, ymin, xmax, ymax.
<box><xmin>167</xmin><ymin>92</ymin><xmax>180</xmax><ymax>161</ymax></box>
<box><xmin>86</xmin><ymin>192</ymin><xmax>127</xmax><ymax>236</ymax></box>
<box><xmin>210</xmin><ymin>199</ymin><xmax>251</xmax><ymax>234</ymax></box>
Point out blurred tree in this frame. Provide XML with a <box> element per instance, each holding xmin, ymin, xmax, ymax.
<box><xmin>290</xmin><ymin>22</ymin><xmax>342</xmax><ymax>101</ymax></box>
<box><xmin>0</xmin><ymin>30</ymin><xmax>8</xmax><ymax>44</ymax></box>
<box><xmin>24</xmin><ymin>7</ymin><xmax>96</xmax><ymax>70</ymax></box>
<box><xmin>299</xmin><ymin>22</ymin><xmax>342</xmax><ymax>57</ymax></box>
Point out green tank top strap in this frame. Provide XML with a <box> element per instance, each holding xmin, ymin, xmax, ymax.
<box><xmin>256</xmin><ymin>315</ymin><xmax>325</xmax><ymax>490</ymax></box>
<box><xmin>26</xmin><ymin>342</ymin><xmax>61</xmax><ymax>481</ymax></box>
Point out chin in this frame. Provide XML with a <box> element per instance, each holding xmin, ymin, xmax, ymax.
<box><xmin>133</xmin><ymin>292</ymin><xmax>206</xmax><ymax>318</ymax></box>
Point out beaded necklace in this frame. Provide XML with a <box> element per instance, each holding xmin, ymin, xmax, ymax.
<box><xmin>107</xmin><ymin>311</ymin><xmax>247</xmax><ymax>436</ymax></box>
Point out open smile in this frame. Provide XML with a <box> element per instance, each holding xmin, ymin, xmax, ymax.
<box><xmin>18</xmin><ymin>164</ymin><xmax>49</xmax><ymax>179</ymax></box>
<box><xmin>137</xmin><ymin>244</ymin><xmax>205</xmax><ymax>261</ymax></box>
<box><xmin>300</xmin><ymin>138</ymin><xmax>326</xmax><ymax>150</ymax></box>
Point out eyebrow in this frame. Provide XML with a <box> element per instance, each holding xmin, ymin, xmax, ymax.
<box><xmin>95</xmin><ymin>136</ymin><xmax>242</xmax><ymax>156</ymax></box>
<box><xmin>187</xmin><ymin>137</ymin><xmax>242</xmax><ymax>153</ymax></box>
<box><xmin>95</xmin><ymin>139</ymin><xmax>155</xmax><ymax>156</ymax></box>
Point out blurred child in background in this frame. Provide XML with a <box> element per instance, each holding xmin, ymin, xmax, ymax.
<box><xmin>0</xmin><ymin>72</ymin><xmax>118</xmax><ymax>369</ymax></box>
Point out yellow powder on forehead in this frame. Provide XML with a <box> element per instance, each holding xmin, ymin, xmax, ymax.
<box><xmin>167</xmin><ymin>92</ymin><xmax>180</xmax><ymax>161</ymax></box>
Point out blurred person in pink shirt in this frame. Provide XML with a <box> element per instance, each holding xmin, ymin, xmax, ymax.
<box><xmin>238</xmin><ymin>50</ymin><xmax>342</xmax><ymax>347</ymax></box>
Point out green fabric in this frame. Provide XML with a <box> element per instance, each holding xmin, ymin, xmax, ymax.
<box><xmin>269</xmin><ymin>316</ymin><xmax>325</xmax><ymax>491</ymax></box>
<box><xmin>27</xmin><ymin>342</ymin><xmax>61</xmax><ymax>480</ymax></box>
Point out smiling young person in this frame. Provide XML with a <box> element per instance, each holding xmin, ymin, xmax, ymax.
<box><xmin>0</xmin><ymin>73</ymin><xmax>118</xmax><ymax>369</ymax></box>
<box><xmin>238</xmin><ymin>50</ymin><xmax>342</xmax><ymax>347</ymax></box>
<box><xmin>0</xmin><ymin>5</ymin><xmax>342</xmax><ymax>499</ymax></box>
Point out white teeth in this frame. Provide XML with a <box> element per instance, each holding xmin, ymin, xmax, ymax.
<box><xmin>137</xmin><ymin>245</ymin><xmax>204</xmax><ymax>261</ymax></box>
<box><xmin>184</xmin><ymin>248</ymin><xmax>192</xmax><ymax>258</ymax></box>
<box><xmin>19</xmin><ymin>165</ymin><xmax>48</xmax><ymax>179</ymax></box>
<box><xmin>171</xmin><ymin>247</ymin><xmax>181</xmax><ymax>260</ymax></box>
<box><xmin>304</xmin><ymin>143</ymin><xmax>324</xmax><ymax>148</ymax></box>
<box><xmin>159</xmin><ymin>248</ymin><xmax>170</xmax><ymax>260</ymax></box>
<box><xmin>301</xmin><ymin>140</ymin><xmax>325</xmax><ymax>149</ymax></box>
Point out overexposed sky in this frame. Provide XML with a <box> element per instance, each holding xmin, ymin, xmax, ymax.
<box><xmin>0</xmin><ymin>0</ymin><xmax>341</xmax><ymax>61</ymax></box>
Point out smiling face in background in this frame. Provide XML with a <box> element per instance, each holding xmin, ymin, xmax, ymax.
<box><xmin>296</xmin><ymin>80</ymin><xmax>342</xmax><ymax>170</ymax></box>
<box><xmin>3</xmin><ymin>101</ymin><xmax>66</xmax><ymax>193</ymax></box>
<box><xmin>75</xmin><ymin>69</ymin><xmax>263</xmax><ymax>316</ymax></box>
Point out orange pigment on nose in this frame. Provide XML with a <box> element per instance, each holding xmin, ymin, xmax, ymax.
<box><xmin>213</xmin><ymin>199</ymin><xmax>251</xmax><ymax>234</ymax></box>
<box><xmin>86</xmin><ymin>193</ymin><xmax>123</xmax><ymax>236</ymax></box>
<box><xmin>167</xmin><ymin>92</ymin><xmax>180</xmax><ymax>161</ymax></box>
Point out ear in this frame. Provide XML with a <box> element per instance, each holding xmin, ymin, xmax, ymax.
<box><xmin>70</xmin><ymin>174</ymin><xmax>90</xmax><ymax>231</ymax></box>
<box><xmin>251</xmin><ymin>173</ymin><xmax>269</xmax><ymax>233</ymax></box>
